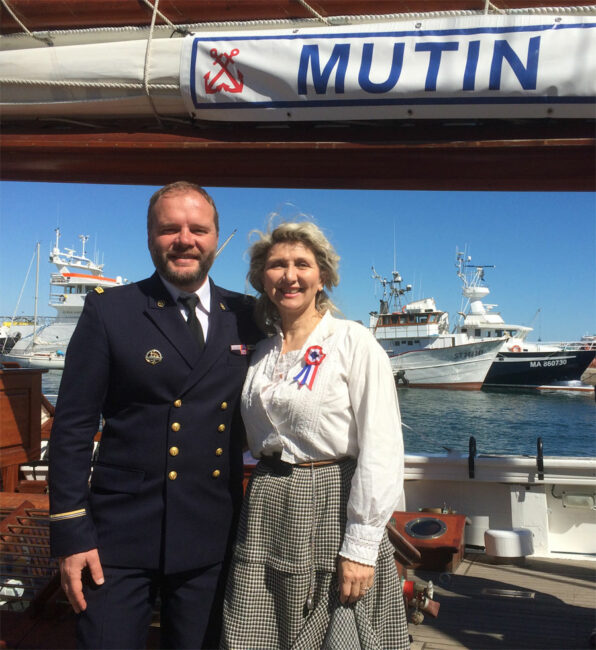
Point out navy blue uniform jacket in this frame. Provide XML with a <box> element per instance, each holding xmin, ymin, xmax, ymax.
<box><xmin>49</xmin><ymin>273</ymin><xmax>260</xmax><ymax>573</ymax></box>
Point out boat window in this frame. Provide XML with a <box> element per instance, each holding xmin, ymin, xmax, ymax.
<box><xmin>398</xmin><ymin>315</ymin><xmax>407</xmax><ymax>324</ymax></box>
<box><xmin>475</xmin><ymin>329</ymin><xmax>481</xmax><ymax>336</ymax></box>
<box><xmin>461</xmin><ymin>327</ymin><xmax>467</xmax><ymax>333</ymax></box>
<box><xmin>496</xmin><ymin>330</ymin><xmax>503</xmax><ymax>337</ymax></box>
<box><xmin>391</xmin><ymin>315</ymin><xmax>399</xmax><ymax>324</ymax></box>
<box><xmin>401</xmin><ymin>341</ymin><xmax>407</xmax><ymax>345</ymax></box>
<box><xmin>416</xmin><ymin>315</ymin><xmax>428</xmax><ymax>324</ymax></box>
<box><xmin>408</xmin><ymin>341</ymin><xmax>413</xmax><ymax>345</ymax></box>
<box><xmin>394</xmin><ymin>341</ymin><xmax>400</xmax><ymax>346</ymax></box>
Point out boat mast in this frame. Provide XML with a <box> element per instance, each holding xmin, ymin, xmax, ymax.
<box><xmin>216</xmin><ymin>229</ymin><xmax>237</xmax><ymax>258</ymax></box>
<box><xmin>372</xmin><ymin>267</ymin><xmax>412</xmax><ymax>314</ymax></box>
<box><xmin>454</xmin><ymin>248</ymin><xmax>495</xmax><ymax>329</ymax></box>
<box><xmin>32</xmin><ymin>241</ymin><xmax>40</xmax><ymax>338</ymax></box>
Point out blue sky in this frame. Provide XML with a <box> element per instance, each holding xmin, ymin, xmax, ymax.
<box><xmin>1</xmin><ymin>181</ymin><xmax>594</xmax><ymax>342</ymax></box>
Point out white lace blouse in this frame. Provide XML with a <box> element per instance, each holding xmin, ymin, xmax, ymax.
<box><xmin>241</xmin><ymin>311</ymin><xmax>405</xmax><ymax>565</ymax></box>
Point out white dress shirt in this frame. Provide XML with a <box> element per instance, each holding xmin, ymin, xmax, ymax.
<box><xmin>159</xmin><ymin>274</ymin><xmax>211</xmax><ymax>341</ymax></box>
<box><xmin>241</xmin><ymin>311</ymin><xmax>405</xmax><ymax>565</ymax></box>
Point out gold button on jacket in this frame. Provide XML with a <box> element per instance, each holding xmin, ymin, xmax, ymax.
<box><xmin>173</xmin><ymin>399</ymin><xmax>182</xmax><ymax>408</ymax></box>
<box><xmin>171</xmin><ymin>422</ymin><xmax>181</xmax><ymax>432</ymax></box>
<box><xmin>212</xmin><ymin>469</ymin><xmax>221</xmax><ymax>478</ymax></box>
<box><xmin>215</xmin><ymin>448</ymin><xmax>223</xmax><ymax>456</ymax></box>
<box><xmin>169</xmin><ymin>447</ymin><xmax>179</xmax><ymax>457</ymax></box>
<box><xmin>168</xmin><ymin>471</ymin><xmax>178</xmax><ymax>480</ymax></box>
<box><xmin>217</xmin><ymin>424</ymin><xmax>226</xmax><ymax>432</ymax></box>
<box><xmin>220</xmin><ymin>401</ymin><xmax>228</xmax><ymax>410</ymax></box>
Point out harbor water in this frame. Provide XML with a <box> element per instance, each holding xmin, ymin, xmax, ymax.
<box><xmin>42</xmin><ymin>371</ymin><xmax>595</xmax><ymax>458</ymax></box>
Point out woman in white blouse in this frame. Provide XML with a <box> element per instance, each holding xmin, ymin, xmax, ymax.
<box><xmin>222</xmin><ymin>222</ymin><xmax>409</xmax><ymax>649</ymax></box>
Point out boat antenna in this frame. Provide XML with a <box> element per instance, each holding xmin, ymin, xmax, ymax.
<box><xmin>393</xmin><ymin>219</ymin><xmax>397</xmax><ymax>272</ymax></box>
<box><xmin>216</xmin><ymin>229</ymin><xmax>237</xmax><ymax>258</ymax></box>
<box><xmin>79</xmin><ymin>234</ymin><xmax>89</xmax><ymax>259</ymax></box>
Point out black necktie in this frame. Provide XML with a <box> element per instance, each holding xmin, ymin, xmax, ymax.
<box><xmin>179</xmin><ymin>295</ymin><xmax>205</xmax><ymax>351</ymax></box>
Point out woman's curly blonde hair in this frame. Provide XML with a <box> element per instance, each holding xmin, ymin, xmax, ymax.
<box><xmin>247</xmin><ymin>221</ymin><xmax>340</xmax><ymax>333</ymax></box>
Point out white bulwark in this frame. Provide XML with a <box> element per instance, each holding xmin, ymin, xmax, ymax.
<box><xmin>180</xmin><ymin>14</ymin><xmax>596</xmax><ymax>121</ymax></box>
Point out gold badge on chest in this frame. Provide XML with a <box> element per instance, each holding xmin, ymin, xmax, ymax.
<box><xmin>145</xmin><ymin>349</ymin><xmax>163</xmax><ymax>365</ymax></box>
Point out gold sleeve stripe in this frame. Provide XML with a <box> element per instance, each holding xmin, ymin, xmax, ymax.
<box><xmin>50</xmin><ymin>509</ymin><xmax>86</xmax><ymax>521</ymax></box>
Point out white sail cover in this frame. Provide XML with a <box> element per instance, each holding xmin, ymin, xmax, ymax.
<box><xmin>1</xmin><ymin>13</ymin><xmax>595</xmax><ymax>121</ymax></box>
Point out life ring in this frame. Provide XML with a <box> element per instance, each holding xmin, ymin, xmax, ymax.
<box><xmin>509</xmin><ymin>345</ymin><xmax>522</xmax><ymax>353</ymax></box>
<box><xmin>401</xmin><ymin>306</ymin><xmax>406</xmax><ymax>313</ymax></box>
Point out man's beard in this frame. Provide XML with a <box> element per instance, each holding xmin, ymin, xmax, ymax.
<box><xmin>150</xmin><ymin>247</ymin><xmax>216</xmax><ymax>289</ymax></box>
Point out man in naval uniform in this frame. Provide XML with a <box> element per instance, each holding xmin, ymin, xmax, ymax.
<box><xmin>49</xmin><ymin>181</ymin><xmax>261</xmax><ymax>649</ymax></box>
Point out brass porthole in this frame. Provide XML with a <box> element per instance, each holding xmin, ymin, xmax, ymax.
<box><xmin>404</xmin><ymin>517</ymin><xmax>448</xmax><ymax>539</ymax></box>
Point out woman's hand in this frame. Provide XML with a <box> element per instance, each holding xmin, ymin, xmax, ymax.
<box><xmin>337</xmin><ymin>556</ymin><xmax>375</xmax><ymax>604</ymax></box>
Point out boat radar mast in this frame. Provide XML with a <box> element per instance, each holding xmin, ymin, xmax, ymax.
<box><xmin>455</xmin><ymin>249</ymin><xmax>498</xmax><ymax>329</ymax></box>
<box><xmin>371</xmin><ymin>267</ymin><xmax>412</xmax><ymax>315</ymax></box>
<box><xmin>78</xmin><ymin>234</ymin><xmax>89</xmax><ymax>260</ymax></box>
<box><xmin>455</xmin><ymin>249</ymin><xmax>495</xmax><ymax>288</ymax></box>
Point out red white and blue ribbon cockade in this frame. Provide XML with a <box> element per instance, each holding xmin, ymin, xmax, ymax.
<box><xmin>294</xmin><ymin>345</ymin><xmax>326</xmax><ymax>390</ymax></box>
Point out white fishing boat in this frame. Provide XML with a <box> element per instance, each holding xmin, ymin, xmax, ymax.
<box><xmin>1</xmin><ymin>230</ymin><xmax>126</xmax><ymax>369</ymax></box>
<box><xmin>370</xmin><ymin>269</ymin><xmax>504</xmax><ymax>389</ymax></box>
<box><xmin>454</xmin><ymin>250</ymin><xmax>596</xmax><ymax>392</ymax></box>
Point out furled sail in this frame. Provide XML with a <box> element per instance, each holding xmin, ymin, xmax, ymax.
<box><xmin>1</xmin><ymin>13</ymin><xmax>595</xmax><ymax>122</ymax></box>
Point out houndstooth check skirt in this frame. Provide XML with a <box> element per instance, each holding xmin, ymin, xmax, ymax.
<box><xmin>221</xmin><ymin>459</ymin><xmax>410</xmax><ymax>650</ymax></box>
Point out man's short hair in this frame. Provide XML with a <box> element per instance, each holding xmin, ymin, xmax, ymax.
<box><xmin>147</xmin><ymin>182</ymin><xmax>219</xmax><ymax>233</ymax></box>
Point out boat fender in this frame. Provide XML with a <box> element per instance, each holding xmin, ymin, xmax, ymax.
<box><xmin>509</xmin><ymin>345</ymin><xmax>521</xmax><ymax>352</ymax></box>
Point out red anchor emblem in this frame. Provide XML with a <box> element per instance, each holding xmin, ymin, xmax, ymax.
<box><xmin>204</xmin><ymin>48</ymin><xmax>244</xmax><ymax>95</ymax></box>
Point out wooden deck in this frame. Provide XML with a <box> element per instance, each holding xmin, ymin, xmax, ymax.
<box><xmin>408</xmin><ymin>553</ymin><xmax>596</xmax><ymax>650</ymax></box>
